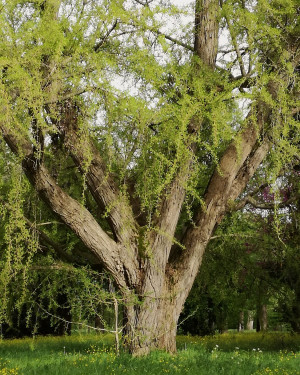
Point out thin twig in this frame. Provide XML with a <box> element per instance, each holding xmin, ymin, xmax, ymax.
<box><xmin>94</xmin><ymin>20</ymin><xmax>118</xmax><ymax>52</ymax></box>
<box><xmin>36</xmin><ymin>303</ymin><xmax>122</xmax><ymax>335</ymax></box>
<box><xmin>224</xmin><ymin>16</ymin><xmax>247</xmax><ymax>77</ymax></box>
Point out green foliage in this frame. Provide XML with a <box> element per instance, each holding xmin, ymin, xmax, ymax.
<box><xmin>0</xmin><ymin>164</ymin><xmax>39</xmax><ymax>323</ymax></box>
<box><xmin>0</xmin><ymin>0</ymin><xmax>297</xmax><ymax>216</ymax></box>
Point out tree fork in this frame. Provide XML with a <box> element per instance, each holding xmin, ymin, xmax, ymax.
<box><xmin>0</xmin><ymin>122</ymin><xmax>139</xmax><ymax>290</ymax></box>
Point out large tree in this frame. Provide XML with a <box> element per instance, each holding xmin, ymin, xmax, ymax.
<box><xmin>0</xmin><ymin>0</ymin><xmax>299</xmax><ymax>355</ymax></box>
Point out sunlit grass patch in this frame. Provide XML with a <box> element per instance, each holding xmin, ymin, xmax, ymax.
<box><xmin>0</xmin><ymin>332</ymin><xmax>299</xmax><ymax>374</ymax></box>
<box><xmin>177</xmin><ymin>332</ymin><xmax>300</xmax><ymax>352</ymax></box>
<box><xmin>252</xmin><ymin>367</ymin><xmax>299</xmax><ymax>375</ymax></box>
<box><xmin>0</xmin><ymin>357</ymin><xmax>19</xmax><ymax>375</ymax></box>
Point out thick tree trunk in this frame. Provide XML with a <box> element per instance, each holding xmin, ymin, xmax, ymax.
<box><xmin>123</xmin><ymin>292</ymin><xmax>182</xmax><ymax>355</ymax></box>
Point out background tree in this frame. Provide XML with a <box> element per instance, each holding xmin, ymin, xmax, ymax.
<box><xmin>180</xmin><ymin>169</ymin><xmax>300</xmax><ymax>335</ymax></box>
<box><xmin>0</xmin><ymin>0</ymin><xmax>299</xmax><ymax>354</ymax></box>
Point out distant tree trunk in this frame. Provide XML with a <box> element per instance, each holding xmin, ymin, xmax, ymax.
<box><xmin>256</xmin><ymin>314</ymin><xmax>260</xmax><ymax>332</ymax></box>
<box><xmin>238</xmin><ymin>311</ymin><xmax>244</xmax><ymax>332</ymax></box>
<box><xmin>257</xmin><ymin>305</ymin><xmax>268</xmax><ymax>332</ymax></box>
<box><xmin>246</xmin><ymin>311</ymin><xmax>254</xmax><ymax>330</ymax></box>
<box><xmin>259</xmin><ymin>305</ymin><xmax>268</xmax><ymax>331</ymax></box>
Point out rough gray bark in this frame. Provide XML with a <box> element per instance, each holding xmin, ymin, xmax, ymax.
<box><xmin>194</xmin><ymin>0</ymin><xmax>219</xmax><ymax>66</ymax></box>
<box><xmin>1</xmin><ymin>123</ymin><xmax>139</xmax><ymax>290</ymax></box>
<box><xmin>58</xmin><ymin>102</ymin><xmax>139</xmax><ymax>247</ymax></box>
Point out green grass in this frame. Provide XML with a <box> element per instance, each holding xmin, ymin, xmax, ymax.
<box><xmin>0</xmin><ymin>332</ymin><xmax>299</xmax><ymax>375</ymax></box>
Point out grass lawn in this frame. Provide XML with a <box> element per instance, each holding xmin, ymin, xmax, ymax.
<box><xmin>0</xmin><ymin>332</ymin><xmax>299</xmax><ymax>375</ymax></box>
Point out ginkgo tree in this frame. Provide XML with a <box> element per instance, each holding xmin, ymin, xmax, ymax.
<box><xmin>0</xmin><ymin>0</ymin><xmax>299</xmax><ymax>355</ymax></box>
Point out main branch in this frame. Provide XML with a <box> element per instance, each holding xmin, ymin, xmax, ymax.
<box><xmin>1</xmin><ymin>121</ymin><xmax>138</xmax><ymax>289</ymax></box>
